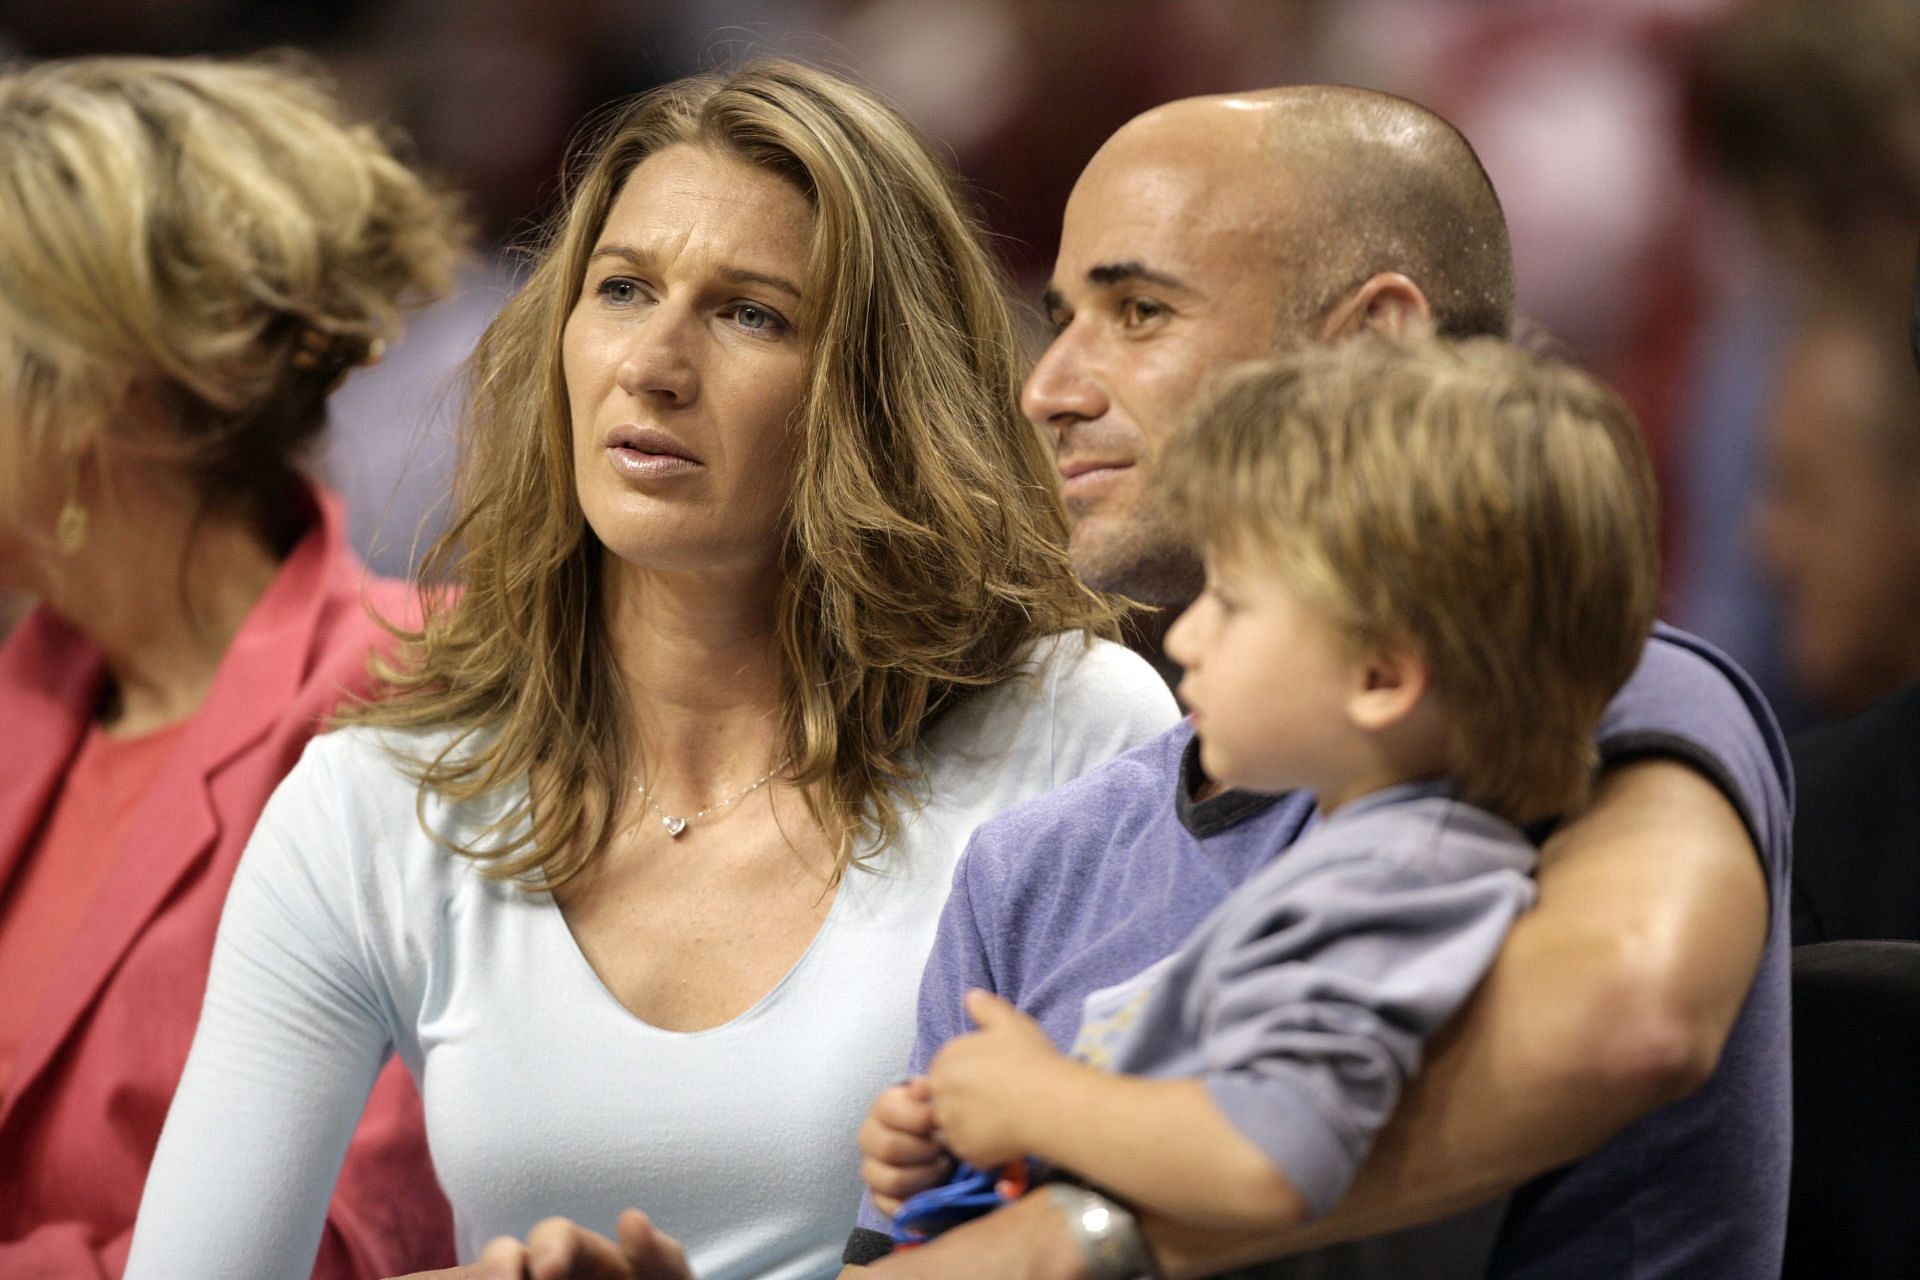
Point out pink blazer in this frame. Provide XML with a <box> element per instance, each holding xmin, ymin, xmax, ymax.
<box><xmin>0</xmin><ymin>489</ymin><xmax>455</xmax><ymax>1278</ymax></box>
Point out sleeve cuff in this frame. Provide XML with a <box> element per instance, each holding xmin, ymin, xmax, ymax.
<box><xmin>1598</xmin><ymin>729</ymin><xmax>1768</xmax><ymax>891</ymax></box>
<box><xmin>1205</xmin><ymin>1070</ymin><xmax>1359</xmax><ymax>1219</ymax></box>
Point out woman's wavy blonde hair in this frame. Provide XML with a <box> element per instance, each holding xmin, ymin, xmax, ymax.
<box><xmin>0</xmin><ymin>54</ymin><xmax>463</xmax><ymax>538</ymax></box>
<box><xmin>350</xmin><ymin>60</ymin><xmax>1120</xmax><ymax>887</ymax></box>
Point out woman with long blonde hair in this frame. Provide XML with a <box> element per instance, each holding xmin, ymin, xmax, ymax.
<box><xmin>0</xmin><ymin>56</ymin><xmax>466</xmax><ymax>1277</ymax></box>
<box><xmin>129</xmin><ymin>59</ymin><xmax>1174</xmax><ymax>1279</ymax></box>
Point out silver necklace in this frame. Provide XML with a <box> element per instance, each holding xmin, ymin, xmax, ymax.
<box><xmin>638</xmin><ymin>755</ymin><xmax>792</xmax><ymax>838</ymax></box>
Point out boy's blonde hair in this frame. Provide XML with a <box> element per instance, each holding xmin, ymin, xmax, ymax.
<box><xmin>1163</xmin><ymin>335</ymin><xmax>1660</xmax><ymax>824</ymax></box>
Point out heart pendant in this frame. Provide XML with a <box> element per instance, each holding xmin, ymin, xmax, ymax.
<box><xmin>662</xmin><ymin>815</ymin><xmax>689</xmax><ymax>838</ymax></box>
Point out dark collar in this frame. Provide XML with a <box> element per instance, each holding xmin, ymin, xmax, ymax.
<box><xmin>1174</xmin><ymin>734</ymin><xmax>1290</xmax><ymax>839</ymax></box>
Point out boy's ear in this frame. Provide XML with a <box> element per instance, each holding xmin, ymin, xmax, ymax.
<box><xmin>1346</xmin><ymin>638</ymin><xmax>1429</xmax><ymax>731</ymax></box>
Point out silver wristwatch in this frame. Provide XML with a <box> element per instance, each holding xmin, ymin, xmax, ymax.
<box><xmin>1047</xmin><ymin>1183</ymin><xmax>1167</xmax><ymax>1280</ymax></box>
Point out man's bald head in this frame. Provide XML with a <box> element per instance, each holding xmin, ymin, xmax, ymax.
<box><xmin>1096</xmin><ymin>85</ymin><xmax>1516</xmax><ymax>340</ymax></box>
<box><xmin>1029</xmin><ymin>85</ymin><xmax>1516</xmax><ymax>610</ymax></box>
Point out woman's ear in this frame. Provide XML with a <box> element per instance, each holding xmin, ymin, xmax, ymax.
<box><xmin>1316</xmin><ymin>272</ymin><xmax>1435</xmax><ymax>342</ymax></box>
<box><xmin>1346</xmin><ymin>637</ymin><xmax>1430</xmax><ymax>732</ymax></box>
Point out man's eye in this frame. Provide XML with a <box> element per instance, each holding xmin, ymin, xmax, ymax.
<box><xmin>1121</xmin><ymin>297</ymin><xmax>1166</xmax><ymax>326</ymax></box>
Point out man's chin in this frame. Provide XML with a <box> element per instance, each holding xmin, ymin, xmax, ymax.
<box><xmin>1069</xmin><ymin>530</ymin><xmax>1203</xmax><ymax>610</ymax></box>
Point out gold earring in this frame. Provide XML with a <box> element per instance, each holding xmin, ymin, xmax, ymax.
<box><xmin>291</xmin><ymin>326</ymin><xmax>331</xmax><ymax>372</ymax></box>
<box><xmin>56</xmin><ymin>455</ymin><xmax>87</xmax><ymax>553</ymax></box>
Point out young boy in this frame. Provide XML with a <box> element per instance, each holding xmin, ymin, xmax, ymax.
<box><xmin>865</xmin><ymin>334</ymin><xmax>1661</xmax><ymax>1240</ymax></box>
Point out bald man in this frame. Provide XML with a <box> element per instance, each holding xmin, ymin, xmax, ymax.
<box><xmin>845</xmin><ymin>89</ymin><xmax>1788</xmax><ymax>1279</ymax></box>
<box><xmin>1040</xmin><ymin>88</ymin><xmax>1516</xmax><ymax>615</ymax></box>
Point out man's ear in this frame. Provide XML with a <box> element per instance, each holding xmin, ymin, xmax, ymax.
<box><xmin>1317</xmin><ymin>272</ymin><xmax>1434</xmax><ymax>342</ymax></box>
<box><xmin>1347</xmin><ymin>638</ymin><xmax>1429</xmax><ymax>732</ymax></box>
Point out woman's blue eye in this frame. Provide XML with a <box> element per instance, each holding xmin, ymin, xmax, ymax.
<box><xmin>598</xmin><ymin>278</ymin><xmax>639</xmax><ymax>304</ymax></box>
<box><xmin>732</xmin><ymin>303</ymin><xmax>788</xmax><ymax>335</ymax></box>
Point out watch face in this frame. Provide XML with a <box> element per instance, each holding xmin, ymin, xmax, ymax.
<box><xmin>1049</xmin><ymin>1184</ymin><xmax>1157</xmax><ymax>1279</ymax></box>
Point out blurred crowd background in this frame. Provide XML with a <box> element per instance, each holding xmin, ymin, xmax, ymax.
<box><xmin>4</xmin><ymin>0</ymin><xmax>1917</xmax><ymax>733</ymax></box>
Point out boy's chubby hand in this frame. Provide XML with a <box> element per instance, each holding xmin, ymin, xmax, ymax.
<box><xmin>859</xmin><ymin>1076</ymin><xmax>953</xmax><ymax>1216</ymax></box>
<box><xmin>924</xmin><ymin>990</ymin><xmax>1072</xmax><ymax>1168</ymax></box>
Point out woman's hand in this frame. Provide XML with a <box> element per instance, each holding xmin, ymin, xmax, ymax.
<box><xmin>859</xmin><ymin>1076</ymin><xmax>954</xmax><ymax>1215</ymax></box>
<box><xmin>924</xmin><ymin>991</ymin><xmax>1070</xmax><ymax>1168</ymax></box>
<box><xmin>387</xmin><ymin>1209</ymin><xmax>691</xmax><ymax>1280</ymax></box>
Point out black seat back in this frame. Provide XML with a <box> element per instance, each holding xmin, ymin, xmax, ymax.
<box><xmin>1785</xmin><ymin>940</ymin><xmax>1920</xmax><ymax>1277</ymax></box>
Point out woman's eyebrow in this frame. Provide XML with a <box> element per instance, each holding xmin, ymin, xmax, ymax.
<box><xmin>718</xmin><ymin>267</ymin><xmax>803</xmax><ymax>300</ymax></box>
<box><xmin>585</xmin><ymin>245</ymin><xmax>803</xmax><ymax>301</ymax></box>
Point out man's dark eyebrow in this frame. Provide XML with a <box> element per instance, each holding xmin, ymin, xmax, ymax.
<box><xmin>1040</xmin><ymin>262</ymin><xmax>1190</xmax><ymax>314</ymax></box>
<box><xmin>585</xmin><ymin>246</ymin><xmax>802</xmax><ymax>300</ymax></box>
<box><xmin>1086</xmin><ymin>261</ymin><xmax>1188</xmax><ymax>291</ymax></box>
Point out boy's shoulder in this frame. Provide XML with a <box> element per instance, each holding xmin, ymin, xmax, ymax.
<box><xmin>1275</xmin><ymin>789</ymin><xmax>1539</xmax><ymax>893</ymax></box>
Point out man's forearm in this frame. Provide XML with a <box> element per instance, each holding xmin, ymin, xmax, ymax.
<box><xmin>1022</xmin><ymin>1070</ymin><xmax>1308</xmax><ymax>1233</ymax></box>
<box><xmin>1146</xmin><ymin>759</ymin><xmax>1769</xmax><ymax>1276</ymax></box>
<box><xmin>858</xmin><ymin>1190</ymin><xmax>1092</xmax><ymax>1280</ymax></box>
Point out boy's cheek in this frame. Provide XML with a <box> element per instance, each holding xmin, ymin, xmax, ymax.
<box><xmin>1197</xmin><ymin>733</ymin><xmax>1240</xmax><ymax>788</ymax></box>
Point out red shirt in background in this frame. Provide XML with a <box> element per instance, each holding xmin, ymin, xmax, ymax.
<box><xmin>0</xmin><ymin>720</ymin><xmax>188</xmax><ymax>1083</ymax></box>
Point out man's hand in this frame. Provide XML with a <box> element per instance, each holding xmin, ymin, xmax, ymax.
<box><xmin>386</xmin><ymin>1210</ymin><xmax>690</xmax><ymax>1280</ymax></box>
<box><xmin>925</xmin><ymin>991</ymin><xmax>1069</xmax><ymax>1168</ymax></box>
<box><xmin>863</xmin><ymin>1188</ymin><xmax>1091</xmax><ymax>1280</ymax></box>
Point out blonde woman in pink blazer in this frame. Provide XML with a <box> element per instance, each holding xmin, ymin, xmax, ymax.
<box><xmin>0</xmin><ymin>57</ymin><xmax>464</xmax><ymax>1278</ymax></box>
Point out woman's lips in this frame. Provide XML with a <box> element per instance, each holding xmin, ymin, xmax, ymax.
<box><xmin>607</xmin><ymin>446</ymin><xmax>701</xmax><ymax>481</ymax></box>
<box><xmin>605</xmin><ymin>425</ymin><xmax>702</xmax><ymax>481</ymax></box>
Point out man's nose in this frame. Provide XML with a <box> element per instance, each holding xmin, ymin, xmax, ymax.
<box><xmin>614</xmin><ymin>304</ymin><xmax>699</xmax><ymax>404</ymax></box>
<box><xmin>1021</xmin><ymin>327</ymin><xmax>1106</xmax><ymax>438</ymax></box>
